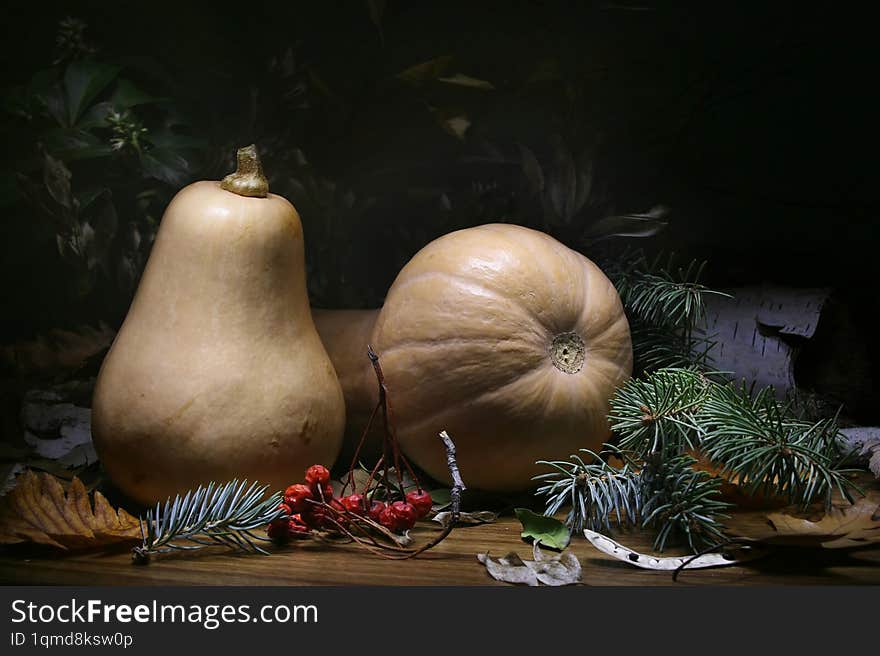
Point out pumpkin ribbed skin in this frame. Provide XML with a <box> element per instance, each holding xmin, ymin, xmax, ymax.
<box><xmin>370</xmin><ymin>223</ymin><xmax>632</xmax><ymax>491</ymax></box>
<box><xmin>92</xmin><ymin>181</ymin><xmax>345</xmax><ymax>504</ymax></box>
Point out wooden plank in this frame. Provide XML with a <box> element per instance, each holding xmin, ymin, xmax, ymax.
<box><xmin>2</xmin><ymin>516</ymin><xmax>879</xmax><ymax>586</ymax></box>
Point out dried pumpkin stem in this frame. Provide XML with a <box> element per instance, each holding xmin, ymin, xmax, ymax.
<box><xmin>220</xmin><ymin>144</ymin><xmax>269</xmax><ymax>198</ymax></box>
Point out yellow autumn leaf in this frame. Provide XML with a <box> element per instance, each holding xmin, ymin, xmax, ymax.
<box><xmin>0</xmin><ymin>470</ymin><xmax>141</xmax><ymax>550</ymax></box>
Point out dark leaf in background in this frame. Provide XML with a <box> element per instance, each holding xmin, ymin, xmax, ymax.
<box><xmin>88</xmin><ymin>194</ymin><xmax>118</xmax><ymax>273</ymax></box>
<box><xmin>76</xmin><ymin>100</ymin><xmax>114</xmax><ymax>129</ymax></box>
<box><xmin>139</xmin><ymin>148</ymin><xmax>190</xmax><ymax>186</ymax></box>
<box><xmin>43</xmin><ymin>128</ymin><xmax>113</xmax><ymax>161</ymax></box>
<box><xmin>397</xmin><ymin>56</ymin><xmax>455</xmax><ymax>85</ymax></box>
<box><xmin>74</xmin><ymin>186</ymin><xmax>106</xmax><ymax>213</ymax></box>
<box><xmin>573</xmin><ymin>150</ymin><xmax>594</xmax><ymax>215</ymax></box>
<box><xmin>110</xmin><ymin>78</ymin><xmax>163</xmax><ymax>109</ymax></box>
<box><xmin>63</xmin><ymin>60</ymin><xmax>121</xmax><ymax>127</ymax></box>
<box><xmin>518</xmin><ymin>143</ymin><xmax>544</xmax><ymax>195</ymax></box>
<box><xmin>548</xmin><ymin>136</ymin><xmax>578</xmax><ymax>223</ymax></box>
<box><xmin>42</xmin><ymin>152</ymin><xmax>73</xmax><ymax>210</ymax></box>
<box><xmin>366</xmin><ymin>0</ymin><xmax>385</xmax><ymax>44</ymax></box>
<box><xmin>55</xmin><ymin>221</ymin><xmax>94</xmax><ymax>262</ymax></box>
<box><xmin>40</xmin><ymin>85</ymin><xmax>69</xmax><ymax>127</ymax></box>
<box><xmin>116</xmin><ymin>254</ymin><xmax>138</xmax><ymax>294</ymax></box>
<box><xmin>144</xmin><ymin>130</ymin><xmax>205</xmax><ymax>151</ymax></box>
<box><xmin>583</xmin><ymin>205</ymin><xmax>669</xmax><ymax>244</ymax></box>
<box><xmin>436</xmin><ymin>73</ymin><xmax>495</xmax><ymax>90</ymax></box>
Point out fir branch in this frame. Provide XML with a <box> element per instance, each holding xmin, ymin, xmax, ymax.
<box><xmin>639</xmin><ymin>453</ymin><xmax>730</xmax><ymax>552</ymax></box>
<box><xmin>698</xmin><ymin>384</ymin><xmax>859</xmax><ymax>509</ymax></box>
<box><xmin>610</xmin><ymin>252</ymin><xmax>728</xmax><ymax>326</ymax></box>
<box><xmin>132</xmin><ymin>480</ymin><xmax>284</xmax><ymax>564</ymax></box>
<box><xmin>630</xmin><ymin>322</ymin><xmax>717</xmax><ymax>372</ymax></box>
<box><xmin>609</xmin><ymin>367</ymin><xmax>710</xmax><ymax>458</ymax></box>
<box><xmin>607</xmin><ymin>250</ymin><xmax>728</xmax><ymax>373</ymax></box>
<box><xmin>534</xmin><ymin>448</ymin><xmax>641</xmax><ymax>533</ymax></box>
<box><xmin>534</xmin><ymin>447</ymin><xmax>730</xmax><ymax>552</ymax></box>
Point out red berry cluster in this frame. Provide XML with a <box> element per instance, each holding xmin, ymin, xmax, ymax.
<box><xmin>267</xmin><ymin>464</ymin><xmax>434</xmax><ymax>542</ymax></box>
<box><xmin>359</xmin><ymin>489</ymin><xmax>433</xmax><ymax>533</ymax></box>
<box><xmin>268</xmin><ymin>464</ymin><xmax>338</xmax><ymax>541</ymax></box>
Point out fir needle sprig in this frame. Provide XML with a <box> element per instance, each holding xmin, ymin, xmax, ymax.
<box><xmin>639</xmin><ymin>453</ymin><xmax>730</xmax><ymax>552</ymax></box>
<box><xmin>132</xmin><ymin>480</ymin><xmax>284</xmax><ymax>564</ymax></box>
<box><xmin>534</xmin><ymin>448</ymin><xmax>642</xmax><ymax>533</ymax></box>
<box><xmin>533</xmin><ymin>447</ymin><xmax>730</xmax><ymax>552</ymax></box>
<box><xmin>606</xmin><ymin>250</ymin><xmax>728</xmax><ymax>373</ymax></box>
<box><xmin>698</xmin><ymin>383</ymin><xmax>859</xmax><ymax>510</ymax></box>
<box><xmin>609</xmin><ymin>367</ymin><xmax>710</xmax><ymax>457</ymax></box>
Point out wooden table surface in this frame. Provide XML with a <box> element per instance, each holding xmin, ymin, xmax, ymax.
<box><xmin>2</xmin><ymin>515</ymin><xmax>880</xmax><ymax>586</ymax></box>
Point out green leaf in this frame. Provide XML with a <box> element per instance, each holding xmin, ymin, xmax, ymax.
<box><xmin>88</xmin><ymin>194</ymin><xmax>118</xmax><ymax>272</ymax></box>
<box><xmin>515</xmin><ymin>508</ymin><xmax>571</xmax><ymax>550</ymax></box>
<box><xmin>427</xmin><ymin>488</ymin><xmax>452</xmax><ymax>509</ymax></box>
<box><xmin>42</xmin><ymin>152</ymin><xmax>73</xmax><ymax>209</ymax></box>
<box><xmin>139</xmin><ymin>148</ymin><xmax>190</xmax><ymax>186</ymax></box>
<box><xmin>76</xmin><ymin>101</ymin><xmax>113</xmax><ymax>129</ymax></box>
<box><xmin>27</xmin><ymin>68</ymin><xmax>60</xmax><ymax>100</ymax></box>
<box><xmin>64</xmin><ymin>60</ymin><xmax>121</xmax><ymax>126</ymax></box>
<box><xmin>40</xmin><ymin>86</ymin><xmax>69</xmax><ymax>127</ymax></box>
<box><xmin>144</xmin><ymin>130</ymin><xmax>206</xmax><ymax>151</ymax></box>
<box><xmin>44</xmin><ymin>128</ymin><xmax>113</xmax><ymax>161</ymax></box>
<box><xmin>74</xmin><ymin>186</ymin><xmax>107</xmax><ymax>212</ymax></box>
<box><xmin>111</xmin><ymin>78</ymin><xmax>163</xmax><ymax>108</ymax></box>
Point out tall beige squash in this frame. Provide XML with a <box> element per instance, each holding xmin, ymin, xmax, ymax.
<box><xmin>92</xmin><ymin>146</ymin><xmax>345</xmax><ymax>504</ymax></box>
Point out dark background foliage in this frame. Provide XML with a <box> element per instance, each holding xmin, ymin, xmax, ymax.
<box><xmin>1</xmin><ymin>2</ymin><xmax>876</xmax><ymax>400</ymax></box>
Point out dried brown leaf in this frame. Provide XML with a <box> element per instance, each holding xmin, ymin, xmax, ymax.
<box><xmin>433</xmin><ymin>510</ymin><xmax>497</xmax><ymax>528</ymax></box>
<box><xmin>0</xmin><ymin>470</ymin><xmax>140</xmax><ymax>550</ymax></box>
<box><xmin>0</xmin><ymin>323</ymin><xmax>114</xmax><ymax>375</ymax></box>
<box><xmin>477</xmin><ymin>542</ymin><xmax>581</xmax><ymax>586</ymax></box>
<box><xmin>726</xmin><ymin>490</ymin><xmax>880</xmax><ymax>549</ymax></box>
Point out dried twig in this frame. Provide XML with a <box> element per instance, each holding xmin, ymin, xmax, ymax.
<box><xmin>441</xmin><ymin>430</ymin><xmax>465</xmax><ymax>524</ymax></box>
<box><xmin>392</xmin><ymin>430</ymin><xmax>465</xmax><ymax>559</ymax></box>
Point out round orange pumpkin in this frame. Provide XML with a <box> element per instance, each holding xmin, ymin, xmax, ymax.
<box><xmin>370</xmin><ymin>223</ymin><xmax>632</xmax><ymax>491</ymax></box>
